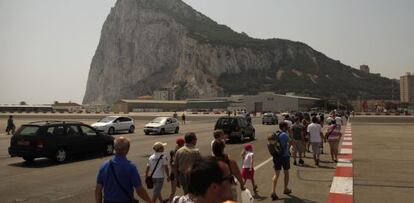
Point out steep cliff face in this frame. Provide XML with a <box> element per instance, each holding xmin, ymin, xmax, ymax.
<box><xmin>83</xmin><ymin>0</ymin><xmax>398</xmax><ymax>104</ymax></box>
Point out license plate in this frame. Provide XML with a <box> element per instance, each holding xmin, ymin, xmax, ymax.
<box><xmin>17</xmin><ymin>141</ymin><xmax>30</xmax><ymax>146</ymax></box>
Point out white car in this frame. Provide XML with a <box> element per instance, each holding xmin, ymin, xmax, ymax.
<box><xmin>144</xmin><ymin>117</ymin><xmax>179</xmax><ymax>135</ymax></box>
<box><xmin>91</xmin><ymin>116</ymin><xmax>135</xmax><ymax>135</ymax></box>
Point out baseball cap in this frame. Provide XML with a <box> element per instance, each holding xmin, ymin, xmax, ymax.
<box><xmin>176</xmin><ymin>137</ymin><xmax>185</xmax><ymax>146</ymax></box>
<box><xmin>244</xmin><ymin>144</ymin><xmax>253</xmax><ymax>151</ymax></box>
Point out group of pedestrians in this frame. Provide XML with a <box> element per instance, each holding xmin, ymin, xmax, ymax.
<box><xmin>266</xmin><ymin>112</ymin><xmax>344</xmax><ymax>200</ymax></box>
<box><xmin>95</xmin><ymin>112</ymin><xmax>345</xmax><ymax>203</ymax></box>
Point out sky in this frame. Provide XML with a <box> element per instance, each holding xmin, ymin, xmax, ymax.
<box><xmin>0</xmin><ymin>0</ymin><xmax>413</xmax><ymax>104</ymax></box>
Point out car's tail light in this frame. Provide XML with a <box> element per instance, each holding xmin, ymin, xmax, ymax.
<box><xmin>36</xmin><ymin>140</ymin><xmax>44</xmax><ymax>148</ymax></box>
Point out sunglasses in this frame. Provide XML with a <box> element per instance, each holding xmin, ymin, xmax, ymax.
<box><xmin>220</xmin><ymin>175</ymin><xmax>236</xmax><ymax>184</ymax></box>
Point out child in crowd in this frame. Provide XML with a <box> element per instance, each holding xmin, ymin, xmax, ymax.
<box><xmin>241</xmin><ymin>144</ymin><xmax>258</xmax><ymax>195</ymax></box>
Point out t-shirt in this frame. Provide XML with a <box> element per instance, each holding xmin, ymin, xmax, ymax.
<box><xmin>172</xmin><ymin>195</ymin><xmax>193</xmax><ymax>203</ymax></box>
<box><xmin>175</xmin><ymin>144</ymin><xmax>201</xmax><ymax>173</ymax></box>
<box><xmin>326</xmin><ymin>117</ymin><xmax>334</xmax><ymax>124</ymax></box>
<box><xmin>278</xmin><ymin>131</ymin><xmax>290</xmax><ymax>157</ymax></box>
<box><xmin>292</xmin><ymin>123</ymin><xmax>304</xmax><ymax>140</ymax></box>
<box><xmin>242</xmin><ymin>152</ymin><xmax>254</xmax><ymax>169</ymax></box>
<box><xmin>96</xmin><ymin>155</ymin><xmax>142</xmax><ymax>202</ymax></box>
<box><xmin>335</xmin><ymin>117</ymin><xmax>343</xmax><ymax>126</ymax></box>
<box><xmin>326</xmin><ymin>124</ymin><xmax>341</xmax><ymax>141</ymax></box>
<box><xmin>307</xmin><ymin>123</ymin><xmax>322</xmax><ymax>143</ymax></box>
<box><xmin>147</xmin><ymin>152</ymin><xmax>168</xmax><ymax>178</ymax></box>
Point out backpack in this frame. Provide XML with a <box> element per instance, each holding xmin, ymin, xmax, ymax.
<box><xmin>267</xmin><ymin>130</ymin><xmax>283</xmax><ymax>157</ymax></box>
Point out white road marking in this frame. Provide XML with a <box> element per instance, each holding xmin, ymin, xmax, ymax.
<box><xmin>343</xmin><ymin>137</ymin><xmax>352</xmax><ymax>141</ymax></box>
<box><xmin>342</xmin><ymin>141</ymin><xmax>352</xmax><ymax>146</ymax></box>
<box><xmin>338</xmin><ymin>158</ymin><xmax>352</xmax><ymax>163</ymax></box>
<box><xmin>254</xmin><ymin>157</ymin><xmax>273</xmax><ymax>170</ymax></box>
<box><xmin>337</xmin><ymin>162</ymin><xmax>353</xmax><ymax>167</ymax></box>
<box><xmin>340</xmin><ymin>148</ymin><xmax>353</xmax><ymax>154</ymax></box>
<box><xmin>330</xmin><ymin>177</ymin><xmax>353</xmax><ymax>195</ymax></box>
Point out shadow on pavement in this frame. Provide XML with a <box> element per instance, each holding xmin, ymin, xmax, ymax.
<box><xmin>8</xmin><ymin>153</ymin><xmax>111</xmax><ymax>168</ymax></box>
<box><xmin>283</xmin><ymin>194</ymin><xmax>318</xmax><ymax>203</ymax></box>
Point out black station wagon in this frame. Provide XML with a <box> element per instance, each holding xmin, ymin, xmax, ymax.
<box><xmin>8</xmin><ymin>121</ymin><xmax>114</xmax><ymax>163</ymax></box>
<box><xmin>214</xmin><ymin>116</ymin><xmax>255</xmax><ymax>142</ymax></box>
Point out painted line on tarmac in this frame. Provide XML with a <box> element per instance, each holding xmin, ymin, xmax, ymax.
<box><xmin>327</xmin><ymin>122</ymin><xmax>353</xmax><ymax>203</ymax></box>
<box><xmin>254</xmin><ymin>157</ymin><xmax>273</xmax><ymax>170</ymax></box>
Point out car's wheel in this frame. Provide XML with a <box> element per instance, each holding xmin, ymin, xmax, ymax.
<box><xmin>175</xmin><ymin>127</ymin><xmax>179</xmax><ymax>134</ymax></box>
<box><xmin>160</xmin><ymin>128</ymin><xmax>165</xmax><ymax>135</ymax></box>
<box><xmin>144</xmin><ymin>131</ymin><xmax>149</xmax><ymax>135</ymax></box>
<box><xmin>128</xmin><ymin>126</ymin><xmax>135</xmax><ymax>133</ymax></box>
<box><xmin>240</xmin><ymin>132</ymin><xmax>245</xmax><ymax>143</ymax></box>
<box><xmin>23</xmin><ymin>156</ymin><xmax>35</xmax><ymax>162</ymax></box>
<box><xmin>55</xmin><ymin>148</ymin><xmax>68</xmax><ymax>163</ymax></box>
<box><xmin>104</xmin><ymin>143</ymin><xmax>114</xmax><ymax>155</ymax></box>
<box><xmin>108</xmin><ymin>127</ymin><xmax>115</xmax><ymax>135</ymax></box>
<box><xmin>251</xmin><ymin>131</ymin><xmax>256</xmax><ymax>140</ymax></box>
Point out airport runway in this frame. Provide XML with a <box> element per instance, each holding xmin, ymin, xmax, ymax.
<box><xmin>0</xmin><ymin>114</ymin><xmax>413</xmax><ymax>202</ymax></box>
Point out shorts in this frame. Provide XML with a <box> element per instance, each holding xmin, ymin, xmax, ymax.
<box><xmin>293</xmin><ymin>140</ymin><xmax>303</xmax><ymax>153</ymax></box>
<box><xmin>311</xmin><ymin>142</ymin><xmax>321</xmax><ymax>155</ymax></box>
<box><xmin>241</xmin><ymin>168</ymin><xmax>254</xmax><ymax>180</ymax></box>
<box><xmin>273</xmin><ymin>156</ymin><xmax>290</xmax><ymax>171</ymax></box>
<box><xmin>328</xmin><ymin>141</ymin><xmax>340</xmax><ymax>154</ymax></box>
<box><xmin>178</xmin><ymin>172</ymin><xmax>189</xmax><ymax>194</ymax></box>
<box><xmin>152</xmin><ymin>178</ymin><xmax>164</xmax><ymax>196</ymax></box>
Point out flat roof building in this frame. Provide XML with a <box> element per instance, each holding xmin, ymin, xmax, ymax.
<box><xmin>113</xmin><ymin>93</ymin><xmax>321</xmax><ymax>113</ymax></box>
<box><xmin>400</xmin><ymin>72</ymin><xmax>414</xmax><ymax>103</ymax></box>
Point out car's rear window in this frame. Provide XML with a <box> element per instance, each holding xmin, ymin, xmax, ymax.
<box><xmin>217</xmin><ymin>118</ymin><xmax>237</xmax><ymax>126</ymax></box>
<box><xmin>264</xmin><ymin>114</ymin><xmax>273</xmax><ymax>117</ymax></box>
<box><xmin>16</xmin><ymin>126</ymin><xmax>39</xmax><ymax>136</ymax></box>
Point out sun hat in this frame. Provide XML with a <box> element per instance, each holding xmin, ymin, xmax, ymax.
<box><xmin>153</xmin><ymin>142</ymin><xmax>167</xmax><ymax>151</ymax></box>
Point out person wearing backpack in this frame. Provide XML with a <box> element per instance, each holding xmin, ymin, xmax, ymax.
<box><xmin>267</xmin><ymin>122</ymin><xmax>292</xmax><ymax>201</ymax></box>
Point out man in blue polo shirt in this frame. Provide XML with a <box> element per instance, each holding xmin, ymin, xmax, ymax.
<box><xmin>95</xmin><ymin>136</ymin><xmax>152</xmax><ymax>203</ymax></box>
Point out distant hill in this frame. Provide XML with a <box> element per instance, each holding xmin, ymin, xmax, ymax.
<box><xmin>83</xmin><ymin>0</ymin><xmax>399</xmax><ymax>104</ymax></box>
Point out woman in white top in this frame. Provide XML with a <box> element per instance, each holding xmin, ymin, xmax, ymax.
<box><xmin>241</xmin><ymin>144</ymin><xmax>258</xmax><ymax>195</ymax></box>
<box><xmin>146</xmin><ymin>142</ymin><xmax>169</xmax><ymax>203</ymax></box>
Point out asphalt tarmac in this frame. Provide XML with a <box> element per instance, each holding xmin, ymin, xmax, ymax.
<box><xmin>0</xmin><ymin>113</ymin><xmax>413</xmax><ymax>202</ymax></box>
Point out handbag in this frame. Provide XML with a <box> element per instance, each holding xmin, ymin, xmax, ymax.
<box><xmin>109</xmin><ymin>160</ymin><xmax>139</xmax><ymax>203</ymax></box>
<box><xmin>146</xmin><ymin>155</ymin><xmax>163</xmax><ymax>189</ymax></box>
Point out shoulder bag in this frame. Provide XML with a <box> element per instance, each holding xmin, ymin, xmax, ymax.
<box><xmin>145</xmin><ymin>155</ymin><xmax>163</xmax><ymax>189</ymax></box>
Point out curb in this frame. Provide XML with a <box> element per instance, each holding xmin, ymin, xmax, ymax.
<box><xmin>327</xmin><ymin>123</ymin><xmax>354</xmax><ymax>203</ymax></box>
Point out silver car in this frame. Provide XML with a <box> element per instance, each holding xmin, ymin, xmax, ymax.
<box><xmin>144</xmin><ymin>117</ymin><xmax>180</xmax><ymax>135</ymax></box>
<box><xmin>91</xmin><ymin>116</ymin><xmax>135</xmax><ymax>135</ymax></box>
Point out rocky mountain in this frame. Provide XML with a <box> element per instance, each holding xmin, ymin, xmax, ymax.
<box><xmin>83</xmin><ymin>0</ymin><xmax>399</xmax><ymax>104</ymax></box>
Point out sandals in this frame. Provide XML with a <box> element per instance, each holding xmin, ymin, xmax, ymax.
<box><xmin>253</xmin><ymin>185</ymin><xmax>259</xmax><ymax>194</ymax></box>
<box><xmin>271</xmin><ymin>192</ymin><xmax>278</xmax><ymax>201</ymax></box>
<box><xmin>283</xmin><ymin>189</ymin><xmax>292</xmax><ymax>195</ymax></box>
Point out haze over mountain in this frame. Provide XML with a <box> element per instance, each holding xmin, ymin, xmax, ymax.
<box><xmin>83</xmin><ymin>0</ymin><xmax>399</xmax><ymax>105</ymax></box>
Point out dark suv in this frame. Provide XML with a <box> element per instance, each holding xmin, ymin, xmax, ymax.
<box><xmin>8</xmin><ymin>121</ymin><xmax>114</xmax><ymax>163</ymax></box>
<box><xmin>214</xmin><ymin>116</ymin><xmax>255</xmax><ymax>142</ymax></box>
